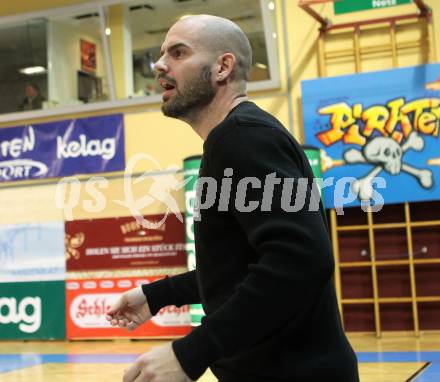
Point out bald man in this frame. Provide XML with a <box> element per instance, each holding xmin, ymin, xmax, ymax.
<box><xmin>107</xmin><ymin>15</ymin><xmax>359</xmax><ymax>382</ymax></box>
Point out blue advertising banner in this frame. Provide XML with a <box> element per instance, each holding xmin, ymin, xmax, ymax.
<box><xmin>0</xmin><ymin>222</ymin><xmax>65</xmax><ymax>282</ymax></box>
<box><xmin>302</xmin><ymin>64</ymin><xmax>440</xmax><ymax>209</ymax></box>
<box><xmin>0</xmin><ymin>114</ymin><xmax>125</xmax><ymax>182</ymax></box>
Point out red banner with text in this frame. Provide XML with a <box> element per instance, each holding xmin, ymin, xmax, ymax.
<box><xmin>65</xmin><ymin>214</ymin><xmax>187</xmax><ymax>271</ymax></box>
<box><xmin>66</xmin><ymin>276</ymin><xmax>191</xmax><ymax>339</ymax></box>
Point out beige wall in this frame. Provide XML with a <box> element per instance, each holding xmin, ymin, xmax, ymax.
<box><xmin>2</xmin><ymin>0</ymin><xmax>438</xmax><ymax>133</ymax></box>
<box><xmin>108</xmin><ymin>4</ymin><xmax>131</xmax><ymax>99</ymax></box>
<box><xmin>0</xmin><ymin>0</ymin><xmax>90</xmax><ymax>16</ymax></box>
<box><xmin>0</xmin><ymin>184</ymin><xmax>63</xmax><ymax>224</ymax></box>
<box><xmin>0</xmin><ymin>0</ymin><xmax>439</xmax><ymax>223</ymax></box>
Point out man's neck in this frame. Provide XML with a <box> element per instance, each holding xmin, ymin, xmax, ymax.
<box><xmin>183</xmin><ymin>91</ymin><xmax>248</xmax><ymax>141</ymax></box>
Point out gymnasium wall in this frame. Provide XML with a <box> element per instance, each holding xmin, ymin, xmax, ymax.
<box><xmin>1</xmin><ymin>0</ymin><xmax>439</xmax><ymax>339</ymax></box>
<box><xmin>0</xmin><ymin>0</ymin><xmax>440</xmax><ymax>221</ymax></box>
<box><xmin>0</xmin><ymin>1</ymin><xmax>438</xmax><ymax>224</ymax></box>
<box><xmin>1</xmin><ymin>0</ymin><xmax>438</xmax><ymax>131</ymax></box>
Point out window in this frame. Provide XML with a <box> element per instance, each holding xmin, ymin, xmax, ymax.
<box><xmin>0</xmin><ymin>0</ymin><xmax>280</xmax><ymax>120</ymax></box>
<box><xmin>122</xmin><ymin>0</ymin><xmax>280</xmax><ymax>99</ymax></box>
<box><xmin>0</xmin><ymin>19</ymin><xmax>48</xmax><ymax>114</ymax></box>
<box><xmin>46</xmin><ymin>9</ymin><xmax>111</xmax><ymax>108</ymax></box>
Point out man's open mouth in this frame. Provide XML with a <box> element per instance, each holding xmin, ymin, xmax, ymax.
<box><xmin>159</xmin><ymin>78</ymin><xmax>176</xmax><ymax>100</ymax></box>
<box><xmin>159</xmin><ymin>79</ymin><xmax>176</xmax><ymax>90</ymax></box>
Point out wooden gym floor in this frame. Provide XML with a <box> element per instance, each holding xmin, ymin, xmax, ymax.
<box><xmin>1</xmin><ymin>333</ymin><xmax>440</xmax><ymax>381</ymax></box>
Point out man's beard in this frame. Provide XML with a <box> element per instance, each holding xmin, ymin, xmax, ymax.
<box><xmin>161</xmin><ymin>65</ymin><xmax>215</xmax><ymax>119</ymax></box>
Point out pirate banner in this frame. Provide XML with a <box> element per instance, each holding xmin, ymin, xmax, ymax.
<box><xmin>302</xmin><ymin>63</ymin><xmax>440</xmax><ymax>209</ymax></box>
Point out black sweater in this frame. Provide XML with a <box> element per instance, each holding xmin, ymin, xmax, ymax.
<box><xmin>142</xmin><ymin>102</ymin><xmax>359</xmax><ymax>381</ymax></box>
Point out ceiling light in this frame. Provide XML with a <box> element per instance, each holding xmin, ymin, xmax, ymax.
<box><xmin>268</xmin><ymin>1</ymin><xmax>275</xmax><ymax>10</ymax></box>
<box><xmin>255</xmin><ymin>63</ymin><xmax>268</xmax><ymax>69</ymax></box>
<box><xmin>105</xmin><ymin>27</ymin><xmax>111</xmax><ymax>36</ymax></box>
<box><xmin>19</xmin><ymin>66</ymin><xmax>47</xmax><ymax>75</ymax></box>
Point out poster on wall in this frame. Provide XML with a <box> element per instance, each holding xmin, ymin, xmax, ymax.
<box><xmin>302</xmin><ymin>63</ymin><xmax>440</xmax><ymax>209</ymax></box>
<box><xmin>0</xmin><ymin>281</ymin><xmax>66</xmax><ymax>340</ymax></box>
<box><xmin>0</xmin><ymin>114</ymin><xmax>125</xmax><ymax>183</ymax></box>
<box><xmin>0</xmin><ymin>222</ymin><xmax>65</xmax><ymax>282</ymax></box>
<box><xmin>65</xmin><ymin>214</ymin><xmax>187</xmax><ymax>271</ymax></box>
<box><xmin>66</xmin><ymin>276</ymin><xmax>191</xmax><ymax>339</ymax></box>
<box><xmin>80</xmin><ymin>39</ymin><xmax>97</xmax><ymax>73</ymax></box>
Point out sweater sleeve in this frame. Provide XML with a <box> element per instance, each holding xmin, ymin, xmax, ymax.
<box><xmin>172</xmin><ymin>124</ymin><xmax>335</xmax><ymax>380</ymax></box>
<box><xmin>142</xmin><ymin>270</ymin><xmax>200</xmax><ymax>315</ymax></box>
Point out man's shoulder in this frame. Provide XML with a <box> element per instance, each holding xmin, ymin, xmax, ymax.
<box><xmin>229</xmin><ymin>101</ymin><xmax>283</xmax><ymax>130</ymax></box>
<box><xmin>229</xmin><ymin>102</ymin><xmax>300</xmax><ymax>151</ymax></box>
<box><xmin>206</xmin><ymin>102</ymin><xmax>309</xmax><ymax>171</ymax></box>
<box><xmin>209</xmin><ymin>105</ymin><xmax>303</xmax><ymax>160</ymax></box>
<box><xmin>211</xmin><ymin>102</ymin><xmax>293</xmax><ymax>144</ymax></box>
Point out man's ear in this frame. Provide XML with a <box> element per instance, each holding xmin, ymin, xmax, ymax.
<box><xmin>216</xmin><ymin>53</ymin><xmax>236</xmax><ymax>82</ymax></box>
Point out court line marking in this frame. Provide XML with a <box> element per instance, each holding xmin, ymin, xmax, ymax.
<box><xmin>357</xmin><ymin>352</ymin><xmax>440</xmax><ymax>382</ymax></box>
<box><xmin>407</xmin><ymin>362</ymin><xmax>432</xmax><ymax>382</ymax></box>
<box><xmin>1</xmin><ymin>351</ymin><xmax>440</xmax><ymax>381</ymax></box>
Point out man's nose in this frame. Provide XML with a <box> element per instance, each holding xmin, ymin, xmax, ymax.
<box><xmin>154</xmin><ymin>57</ymin><xmax>168</xmax><ymax>73</ymax></box>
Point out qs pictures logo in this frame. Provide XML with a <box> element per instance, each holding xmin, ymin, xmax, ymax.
<box><xmin>0</xmin><ymin>296</ymin><xmax>42</xmax><ymax>333</ymax></box>
<box><xmin>316</xmin><ymin>97</ymin><xmax>439</xmax><ymax>201</ymax></box>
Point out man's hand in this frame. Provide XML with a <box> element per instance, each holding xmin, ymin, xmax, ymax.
<box><xmin>123</xmin><ymin>342</ymin><xmax>191</xmax><ymax>382</ymax></box>
<box><xmin>106</xmin><ymin>286</ymin><xmax>152</xmax><ymax>331</ymax></box>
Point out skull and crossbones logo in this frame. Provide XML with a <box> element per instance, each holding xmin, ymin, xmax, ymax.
<box><xmin>343</xmin><ymin>131</ymin><xmax>434</xmax><ymax>200</ymax></box>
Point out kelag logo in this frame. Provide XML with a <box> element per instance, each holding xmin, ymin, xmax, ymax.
<box><xmin>0</xmin><ymin>296</ymin><xmax>41</xmax><ymax>333</ymax></box>
<box><xmin>0</xmin><ymin>281</ymin><xmax>65</xmax><ymax>339</ymax></box>
<box><xmin>0</xmin><ymin>114</ymin><xmax>124</xmax><ymax>183</ymax></box>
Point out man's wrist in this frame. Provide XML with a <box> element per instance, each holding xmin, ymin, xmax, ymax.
<box><xmin>141</xmin><ymin>276</ymin><xmax>172</xmax><ymax>315</ymax></box>
<box><xmin>172</xmin><ymin>325</ymin><xmax>221</xmax><ymax>381</ymax></box>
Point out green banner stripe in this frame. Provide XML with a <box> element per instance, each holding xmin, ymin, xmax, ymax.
<box><xmin>184</xmin><ymin>156</ymin><xmax>206</xmax><ymax>324</ymax></box>
<box><xmin>0</xmin><ymin>281</ymin><xmax>66</xmax><ymax>340</ymax></box>
<box><xmin>190</xmin><ymin>308</ymin><xmax>205</xmax><ymax>315</ymax></box>
<box><xmin>334</xmin><ymin>0</ymin><xmax>411</xmax><ymax>14</ymax></box>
